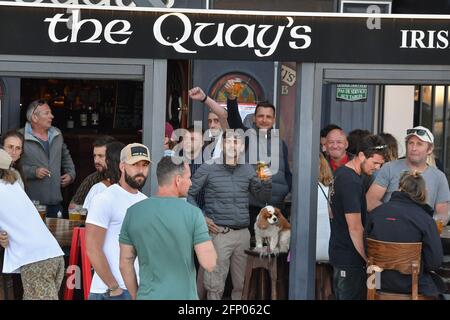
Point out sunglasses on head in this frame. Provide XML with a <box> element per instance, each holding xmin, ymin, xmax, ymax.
<box><xmin>31</xmin><ymin>100</ymin><xmax>47</xmax><ymax>116</ymax></box>
<box><xmin>407</xmin><ymin>128</ymin><xmax>432</xmax><ymax>142</ymax></box>
<box><xmin>367</xmin><ymin>144</ymin><xmax>388</xmax><ymax>151</ymax></box>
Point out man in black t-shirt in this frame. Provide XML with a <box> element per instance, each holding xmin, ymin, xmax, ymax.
<box><xmin>329</xmin><ymin>135</ymin><xmax>387</xmax><ymax>300</ymax></box>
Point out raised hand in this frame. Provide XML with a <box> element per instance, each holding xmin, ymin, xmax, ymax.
<box><xmin>188</xmin><ymin>87</ymin><xmax>207</xmax><ymax>102</ymax></box>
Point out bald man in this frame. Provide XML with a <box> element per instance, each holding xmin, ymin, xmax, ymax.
<box><xmin>325</xmin><ymin>129</ymin><xmax>353</xmax><ymax>172</ymax></box>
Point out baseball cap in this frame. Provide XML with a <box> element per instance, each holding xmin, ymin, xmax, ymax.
<box><xmin>0</xmin><ymin>149</ymin><xmax>12</xmax><ymax>170</ymax></box>
<box><xmin>406</xmin><ymin>126</ymin><xmax>434</xmax><ymax>144</ymax></box>
<box><xmin>120</xmin><ymin>143</ymin><xmax>151</xmax><ymax>165</ymax></box>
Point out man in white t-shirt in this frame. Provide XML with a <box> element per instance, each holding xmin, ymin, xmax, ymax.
<box><xmin>86</xmin><ymin>143</ymin><xmax>151</xmax><ymax>300</ymax></box>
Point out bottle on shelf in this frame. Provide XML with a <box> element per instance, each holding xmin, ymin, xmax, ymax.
<box><xmin>80</xmin><ymin>105</ymin><xmax>88</xmax><ymax>127</ymax></box>
<box><xmin>91</xmin><ymin>105</ymin><xmax>99</xmax><ymax>126</ymax></box>
<box><xmin>87</xmin><ymin>105</ymin><xmax>93</xmax><ymax>128</ymax></box>
<box><xmin>66</xmin><ymin>103</ymin><xmax>74</xmax><ymax>129</ymax></box>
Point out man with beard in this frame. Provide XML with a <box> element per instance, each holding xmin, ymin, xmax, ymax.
<box><xmin>119</xmin><ymin>157</ymin><xmax>217</xmax><ymax>299</ymax></box>
<box><xmin>188</xmin><ymin>131</ymin><xmax>272</xmax><ymax>300</ymax></box>
<box><xmin>329</xmin><ymin>135</ymin><xmax>386</xmax><ymax>300</ymax></box>
<box><xmin>86</xmin><ymin>143</ymin><xmax>150</xmax><ymax>300</ymax></box>
<box><xmin>367</xmin><ymin>126</ymin><xmax>450</xmax><ymax>220</ymax></box>
<box><xmin>69</xmin><ymin>135</ymin><xmax>115</xmax><ymax>209</ymax></box>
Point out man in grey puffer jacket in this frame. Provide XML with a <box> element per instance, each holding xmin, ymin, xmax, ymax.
<box><xmin>190</xmin><ymin>83</ymin><xmax>292</xmax><ymax>238</ymax></box>
<box><xmin>188</xmin><ymin>131</ymin><xmax>272</xmax><ymax>300</ymax></box>
<box><xmin>19</xmin><ymin>100</ymin><xmax>76</xmax><ymax>218</ymax></box>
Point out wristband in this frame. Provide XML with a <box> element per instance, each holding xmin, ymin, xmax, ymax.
<box><xmin>201</xmin><ymin>95</ymin><xmax>208</xmax><ymax>103</ymax></box>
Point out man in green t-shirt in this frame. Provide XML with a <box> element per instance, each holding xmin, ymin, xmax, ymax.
<box><xmin>119</xmin><ymin>156</ymin><xmax>217</xmax><ymax>300</ymax></box>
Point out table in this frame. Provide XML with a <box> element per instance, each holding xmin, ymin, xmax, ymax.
<box><xmin>45</xmin><ymin>218</ymin><xmax>84</xmax><ymax>247</ymax></box>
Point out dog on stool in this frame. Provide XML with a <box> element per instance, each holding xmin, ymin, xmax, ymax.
<box><xmin>254</xmin><ymin>205</ymin><xmax>291</xmax><ymax>254</ymax></box>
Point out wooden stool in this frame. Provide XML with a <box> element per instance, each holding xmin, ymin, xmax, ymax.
<box><xmin>241</xmin><ymin>249</ymin><xmax>289</xmax><ymax>300</ymax></box>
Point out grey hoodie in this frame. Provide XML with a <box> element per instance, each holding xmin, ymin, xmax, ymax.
<box><xmin>19</xmin><ymin>123</ymin><xmax>76</xmax><ymax>205</ymax></box>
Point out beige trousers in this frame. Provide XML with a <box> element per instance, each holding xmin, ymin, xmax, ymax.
<box><xmin>203</xmin><ymin>228</ymin><xmax>250</xmax><ymax>300</ymax></box>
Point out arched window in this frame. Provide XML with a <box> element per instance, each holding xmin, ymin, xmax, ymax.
<box><xmin>209</xmin><ymin>73</ymin><xmax>264</xmax><ymax>125</ymax></box>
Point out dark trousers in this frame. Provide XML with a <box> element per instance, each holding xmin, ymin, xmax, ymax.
<box><xmin>332</xmin><ymin>265</ymin><xmax>366</xmax><ymax>300</ymax></box>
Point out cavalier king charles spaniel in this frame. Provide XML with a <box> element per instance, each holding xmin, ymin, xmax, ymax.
<box><xmin>254</xmin><ymin>205</ymin><xmax>291</xmax><ymax>253</ymax></box>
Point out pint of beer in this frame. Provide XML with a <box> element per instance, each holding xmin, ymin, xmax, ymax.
<box><xmin>256</xmin><ymin>161</ymin><xmax>268</xmax><ymax>180</ymax></box>
<box><xmin>232</xmin><ymin>79</ymin><xmax>243</xmax><ymax>97</ymax></box>
<box><xmin>69</xmin><ymin>206</ymin><xmax>81</xmax><ymax>221</ymax></box>
<box><xmin>435</xmin><ymin>217</ymin><xmax>444</xmax><ymax>235</ymax></box>
<box><xmin>36</xmin><ymin>205</ymin><xmax>47</xmax><ymax>221</ymax></box>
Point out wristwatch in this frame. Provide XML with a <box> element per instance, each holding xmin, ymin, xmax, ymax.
<box><xmin>105</xmin><ymin>285</ymin><xmax>120</xmax><ymax>297</ymax></box>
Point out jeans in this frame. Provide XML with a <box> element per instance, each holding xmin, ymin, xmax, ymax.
<box><xmin>333</xmin><ymin>265</ymin><xmax>366</xmax><ymax>300</ymax></box>
<box><xmin>89</xmin><ymin>289</ymin><xmax>132</xmax><ymax>300</ymax></box>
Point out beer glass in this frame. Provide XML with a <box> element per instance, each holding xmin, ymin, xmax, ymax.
<box><xmin>69</xmin><ymin>206</ymin><xmax>82</xmax><ymax>221</ymax></box>
<box><xmin>36</xmin><ymin>205</ymin><xmax>47</xmax><ymax>221</ymax></box>
<box><xmin>232</xmin><ymin>79</ymin><xmax>243</xmax><ymax>97</ymax></box>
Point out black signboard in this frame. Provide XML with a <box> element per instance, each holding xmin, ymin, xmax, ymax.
<box><xmin>1</xmin><ymin>3</ymin><xmax>450</xmax><ymax>64</ymax></box>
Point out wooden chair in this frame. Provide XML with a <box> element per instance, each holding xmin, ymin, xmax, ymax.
<box><xmin>366</xmin><ymin>238</ymin><xmax>435</xmax><ymax>300</ymax></box>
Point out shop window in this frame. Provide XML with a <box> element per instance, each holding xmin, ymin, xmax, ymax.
<box><xmin>433</xmin><ymin>86</ymin><xmax>445</xmax><ymax>161</ymax></box>
<box><xmin>20</xmin><ymin>78</ymin><xmax>144</xmax><ymax>212</ymax></box>
<box><xmin>415</xmin><ymin>84</ymin><xmax>450</xmax><ymax>177</ymax></box>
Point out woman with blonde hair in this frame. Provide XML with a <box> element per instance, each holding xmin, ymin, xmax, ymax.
<box><xmin>0</xmin><ymin>149</ymin><xmax>65</xmax><ymax>300</ymax></box>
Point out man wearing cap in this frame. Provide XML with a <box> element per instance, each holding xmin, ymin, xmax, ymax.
<box><xmin>367</xmin><ymin>126</ymin><xmax>450</xmax><ymax>220</ymax></box>
<box><xmin>86</xmin><ymin>143</ymin><xmax>150</xmax><ymax>300</ymax></box>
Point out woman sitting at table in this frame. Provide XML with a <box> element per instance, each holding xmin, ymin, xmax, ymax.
<box><xmin>366</xmin><ymin>170</ymin><xmax>445</xmax><ymax>297</ymax></box>
<box><xmin>0</xmin><ymin>149</ymin><xmax>65</xmax><ymax>300</ymax></box>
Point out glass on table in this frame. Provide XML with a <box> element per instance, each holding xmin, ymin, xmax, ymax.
<box><xmin>69</xmin><ymin>205</ymin><xmax>82</xmax><ymax>221</ymax></box>
<box><xmin>36</xmin><ymin>204</ymin><xmax>47</xmax><ymax>221</ymax></box>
